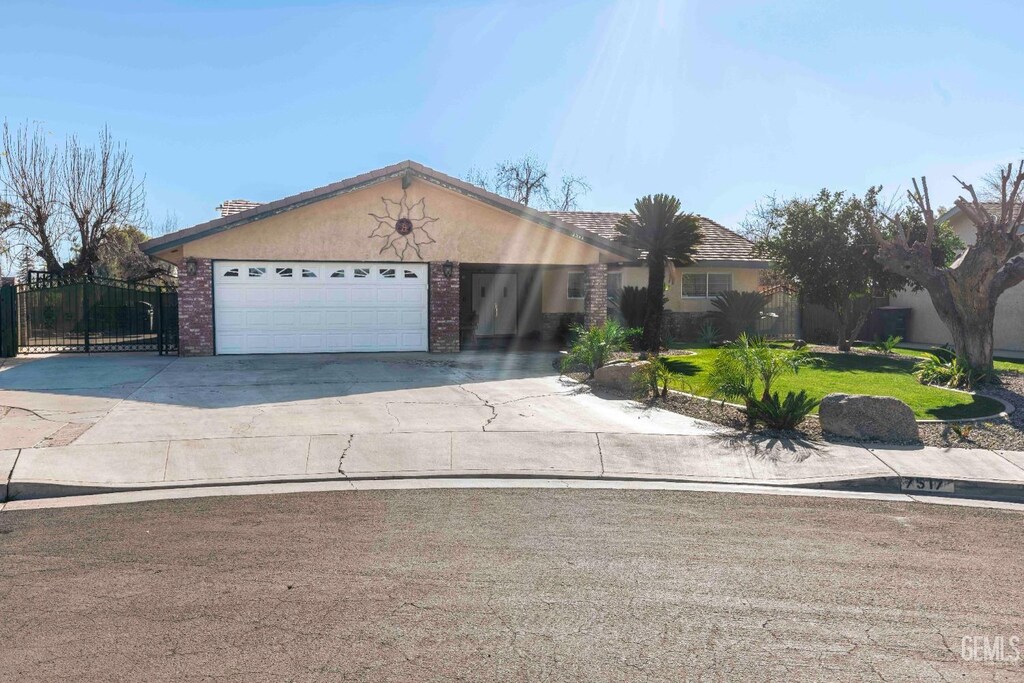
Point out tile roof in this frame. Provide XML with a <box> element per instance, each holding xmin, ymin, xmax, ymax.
<box><xmin>546</xmin><ymin>210</ymin><xmax>764</xmax><ymax>263</ymax></box>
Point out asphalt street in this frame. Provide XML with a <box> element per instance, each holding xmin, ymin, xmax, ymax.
<box><xmin>1</xmin><ymin>488</ymin><xmax>1022</xmax><ymax>682</ymax></box>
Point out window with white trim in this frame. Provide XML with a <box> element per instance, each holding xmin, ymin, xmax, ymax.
<box><xmin>681</xmin><ymin>273</ymin><xmax>732</xmax><ymax>298</ymax></box>
<box><xmin>567</xmin><ymin>271</ymin><xmax>585</xmax><ymax>300</ymax></box>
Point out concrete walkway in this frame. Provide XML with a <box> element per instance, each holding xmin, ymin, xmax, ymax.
<box><xmin>2</xmin><ymin>352</ymin><xmax>1024</xmax><ymax>503</ymax></box>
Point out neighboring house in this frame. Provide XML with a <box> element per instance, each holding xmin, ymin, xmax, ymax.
<box><xmin>142</xmin><ymin>161</ymin><xmax>767</xmax><ymax>355</ymax></box>
<box><xmin>890</xmin><ymin>203</ymin><xmax>1024</xmax><ymax>354</ymax></box>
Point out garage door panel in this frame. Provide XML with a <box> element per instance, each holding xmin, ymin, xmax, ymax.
<box><xmin>214</xmin><ymin>261</ymin><xmax>428</xmax><ymax>354</ymax></box>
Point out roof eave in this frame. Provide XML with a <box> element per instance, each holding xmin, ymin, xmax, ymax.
<box><xmin>141</xmin><ymin>161</ymin><xmax>638</xmax><ymax>260</ymax></box>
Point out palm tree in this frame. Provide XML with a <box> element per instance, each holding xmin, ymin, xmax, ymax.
<box><xmin>616</xmin><ymin>194</ymin><xmax>702</xmax><ymax>352</ymax></box>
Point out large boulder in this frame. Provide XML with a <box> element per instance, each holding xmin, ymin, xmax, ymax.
<box><xmin>591</xmin><ymin>361</ymin><xmax>649</xmax><ymax>393</ymax></box>
<box><xmin>819</xmin><ymin>393</ymin><xmax>919</xmax><ymax>443</ymax></box>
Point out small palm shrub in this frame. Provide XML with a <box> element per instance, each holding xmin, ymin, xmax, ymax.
<box><xmin>869</xmin><ymin>334</ymin><xmax>902</xmax><ymax>355</ymax></box>
<box><xmin>704</xmin><ymin>334</ymin><xmax>817</xmax><ymax>428</ymax></box>
<box><xmin>631</xmin><ymin>355</ymin><xmax>672</xmax><ymax>400</ymax></box>
<box><xmin>914</xmin><ymin>354</ymin><xmax>990</xmax><ymax>390</ymax></box>
<box><xmin>697</xmin><ymin>322</ymin><xmax>720</xmax><ymax>346</ymax></box>
<box><xmin>746</xmin><ymin>390</ymin><xmax>820</xmax><ymax>430</ymax></box>
<box><xmin>560</xmin><ymin>320</ymin><xmax>635</xmax><ymax>377</ymax></box>
<box><xmin>710</xmin><ymin>290</ymin><xmax>767</xmax><ymax>338</ymax></box>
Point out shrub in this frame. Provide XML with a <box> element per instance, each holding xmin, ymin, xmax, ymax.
<box><xmin>697</xmin><ymin>322</ymin><xmax>719</xmax><ymax>346</ymax></box>
<box><xmin>705</xmin><ymin>334</ymin><xmax>814</xmax><ymax>403</ymax></box>
<box><xmin>612</xmin><ymin>286</ymin><xmax>649</xmax><ymax>330</ymax></box>
<box><xmin>746</xmin><ymin>390</ymin><xmax>819</xmax><ymax>430</ymax></box>
<box><xmin>914</xmin><ymin>354</ymin><xmax>990</xmax><ymax>390</ymax></box>
<box><xmin>869</xmin><ymin>334</ymin><xmax>902</xmax><ymax>355</ymax></box>
<box><xmin>710</xmin><ymin>290</ymin><xmax>767</xmax><ymax>338</ymax></box>
<box><xmin>704</xmin><ymin>334</ymin><xmax>817</xmax><ymax>427</ymax></box>
<box><xmin>631</xmin><ymin>355</ymin><xmax>672</xmax><ymax>400</ymax></box>
<box><xmin>560</xmin><ymin>320</ymin><xmax>635</xmax><ymax>377</ymax></box>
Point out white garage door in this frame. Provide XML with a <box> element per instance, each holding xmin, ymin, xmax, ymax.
<box><xmin>213</xmin><ymin>261</ymin><xmax>428</xmax><ymax>354</ymax></box>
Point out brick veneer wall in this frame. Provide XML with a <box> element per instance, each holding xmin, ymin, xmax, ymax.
<box><xmin>584</xmin><ymin>263</ymin><xmax>608</xmax><ymax>329</ymax></box>
<box><xmin>429</xmin><ymin>261</ymin><xmax>460</xmax><ymax>353</ymax></box>
<box><xmin>178</xmin><ymin>258</ymin><xmax>214</xmax><ymax>356</ymax></box>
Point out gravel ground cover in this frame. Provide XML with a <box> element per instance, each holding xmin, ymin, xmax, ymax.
<box><xmin>576</xmin><ymin>345</ymin><xmax>1023</xmax><ymax>450</ymax></box>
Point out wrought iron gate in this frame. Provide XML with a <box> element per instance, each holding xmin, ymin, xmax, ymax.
<box><xmin>2</xmin><ymin>275</ymin><xmax>178</xmax><ymax>355</ymax></box>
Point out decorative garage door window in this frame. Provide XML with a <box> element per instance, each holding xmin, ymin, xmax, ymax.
<box><xmin>212</xmin><ymin>262</ymin><xmax>428</xmax><ymax>354</ymax></box>
<box><xmin>368</xmin><ymin>191</ymin><xmax>437</xmax><ymax>261</ymax></box>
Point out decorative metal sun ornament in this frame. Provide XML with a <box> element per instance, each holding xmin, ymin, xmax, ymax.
<box><xmin>368</xmin><ymin>192</ymin><xmax>438</xmax><ymax>261</ymax></box>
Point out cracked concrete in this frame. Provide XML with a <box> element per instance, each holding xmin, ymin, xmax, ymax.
<box><xmin>6</xmin><ymin>352</ymin><xmax>1024</xmax><ymax>503</ymax></box>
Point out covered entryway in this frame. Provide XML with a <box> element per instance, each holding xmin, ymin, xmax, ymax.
<box><xmin>213</xmin><ymin>261</ymin><xmax>427</xmax><ymax>354</ymax></box>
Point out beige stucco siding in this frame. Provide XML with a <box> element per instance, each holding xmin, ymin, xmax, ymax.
<box><xmin>892</xmin><ymin>285</ymin><xmax>1024</xmax><ymax>353</ymax></box>
<box><xmin>165</xmin><ymin>178</ymin><xmax>611</xmax><ymax>266</ymax></box>
<box><xmin>890</xmin><ymin>212</ymin><xmax>1024</xmax><ymax>353</ymax></box>
<box><xmin>542</xmin><ymin>265</ymin><xmax>765</xmax><ymax>314</ymax></box>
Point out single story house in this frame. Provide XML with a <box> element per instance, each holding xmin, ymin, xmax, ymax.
<box><xmin>890</xmin><ymin>203</ymin><xmax>1024</xmax><ymax>354</ymax></box>
<box><xmin>142</xmin><ymin>161</ymin><xmax>768</xmax><ymax>355</ymax></box>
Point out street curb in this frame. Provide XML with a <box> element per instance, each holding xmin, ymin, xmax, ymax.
<box><xmin>7</xmin><ymin>470</ymin><xmax>1024</xmax><ymax>507</ymax></box>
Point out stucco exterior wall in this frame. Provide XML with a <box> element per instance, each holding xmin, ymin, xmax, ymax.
<box><xmin>541</xmin><ymin>265</ymin><xmax>765</xmax><ymax>314</ymax></box>
<box><xmin>166</xmin><ymin>178</ymin><xmax>610</xmax><ymax>266</ymax></box>
<box><xmin>890</xmin><ymin>212</ymin><xmax>1024</xmax><ymax>353</ymax></box>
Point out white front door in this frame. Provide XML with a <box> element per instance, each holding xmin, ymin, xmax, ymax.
<box><xmin>213</xmin><ymin>261</ymin><xmax>428</xmax><ymax>354</ymax></box>
<box><xmin>472</xmin><ymin>273</ymin><xmax>518</xmax><ymax>337</ymax></box>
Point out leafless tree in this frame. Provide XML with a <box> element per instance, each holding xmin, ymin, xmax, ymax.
<box><xmin>0</xmin><ymin>122</ymin><xmax>64</xmax><ymax>272</ymax></box>
<box><xmin>61</xmin><ymin>126</ymin><xmax>145</xmax><ymax>276</ymax></box>
<box><xmin>739</xmin><ymin>194</ymin><xmax>784</xmax><ymax>243</ymax></box>
<box><xmin>465</xmin><ymin>155</ymin><xmax>591</xmax><ymax>210</ymax></box>
<box><xmin>872</xmin><ymin>163</ymin><xmax>1024</xmax><ymax>370</ymax></box>
<box><xmin>493</xmin><ymin>155</ymin><xmax>549</xmax><ymax>206</ymax></box>
<box><xmin>0</xmin><ymin>122</ymin><xmax>145</xmax><ymax>277</ymax></box>
<box><xmin>551</xmin><ymin>174</ymin><xmax>591</xmax><ymax>212</ymax></box>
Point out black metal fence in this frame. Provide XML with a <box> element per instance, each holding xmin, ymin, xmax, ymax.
<box><xmin>3</xmin><ymin>275</ymin><xmax>178</xmax><ymax>355</ymax></box>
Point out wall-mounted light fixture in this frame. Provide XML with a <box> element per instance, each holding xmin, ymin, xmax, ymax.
<box><xmin>442</xmin><ymin>260</ymin><xmax>455</xmax><ymax>278</ymax></box>
<box><xmin>185</xmin><ymin>258</ymin><xmax>198</xmax><ymax>277</ymax></box>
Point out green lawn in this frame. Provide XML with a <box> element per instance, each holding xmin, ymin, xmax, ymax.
<box><xmin>663</xmin><ymin>346</ymin><xmax>1005</xmax><ymax>420</ymax></box>
<box><xmin>851</xmin><ymin>344</ymin><xmax>1024</xmax><ymax>374</ymax></box>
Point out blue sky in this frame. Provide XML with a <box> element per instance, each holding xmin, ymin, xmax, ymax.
<box><xmin>3</xmin><ymin>0</ymin><xmax>1022</xmax><ymax>232</ymax></box>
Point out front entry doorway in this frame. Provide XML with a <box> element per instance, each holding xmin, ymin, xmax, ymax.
<box><xmin>471</xmin><ymin>273</ymin><xmax>518</xmax><ymax>337</ymax></box>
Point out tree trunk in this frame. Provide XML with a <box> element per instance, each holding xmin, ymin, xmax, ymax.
<box><xmin>928</xmin><ymin>284</ymin><xmax>996</xmax><ymax>370</ymax></box>
<box><xmin>643</xmin><ymin>258</ymin><xmax>666</xmax><ymax>352</ymax></box>
<box><xmin>835</xmin><ymin>301</ymin><xmax>852</xmax><ymax>352</ymax></box>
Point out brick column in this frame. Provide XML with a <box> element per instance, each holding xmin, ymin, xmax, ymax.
<box><xmin>584</xmin><ymin>263</ymin><xmax>607</xmax><ymax>329</ymax></box>
<box><xmin>178</xmin><ymin>258</ymin><xmax>214</xmax><ymax>356</ymax></box>
<box><xmin>429</xmin><ymin>261</ymin><xmax>460</xmax><ymax>353</ymax></box>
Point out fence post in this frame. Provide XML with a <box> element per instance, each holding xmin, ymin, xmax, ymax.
<box><xmin>157</xmin><ymin>290</ymin><xmax>165</xmax><ymax>356</ymax></box>
<box><xmin>0</xmin><ymin>283</ymin><xmax>16</xmax><ymax>357</ymax></box>
<box><xmin>82</xmin><ymin>280</ymin><xmax>91</xmax><ymax>353</ymax></box>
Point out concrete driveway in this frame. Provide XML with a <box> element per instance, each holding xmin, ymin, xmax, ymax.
<box><xmin>0</xmin><ymin>351</ymin><xmax>715</xmax><ymax>445</ymax></box>
<box><xmin>0</xmin><ymin>352</ymin><xmax>728</xmax><ymax>496</ymax></box>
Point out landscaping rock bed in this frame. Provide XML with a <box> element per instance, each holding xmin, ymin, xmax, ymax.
<box><xmin>584</xmin><ymin>369</ymin><xmax>1024</xmax><ymax>451</ymax></box>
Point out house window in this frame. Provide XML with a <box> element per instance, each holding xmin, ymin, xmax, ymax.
<box><xmin>681</xmin><ymin>273</ymin><xmax>732</xmax><ymax>298</ymax></box>
<box><xmin>403</xmin><ymin>269</ymin><xmax>418</xmax><ymax>279</ymax></box>
<box><xmin>248</xmin><ymin>267</ymin><xmax>267</xmax><ymax>278</ymax></box>
<box><xmin>354</xmin><ymin>268</ymin><xmax>370</xmax><ymax>278</ymax></box>
<box><xmin>302</xmin><ymin>268</ymin><xmax>317</xmax><ymax>278</ymax></box>
<box><xmin>379</xmin><ymin>268</ymin><xmax>396</xmax><ymax>279</ymax></box>
<box><xmin>567</xmin><ymin>271</ymin><xmax>585</xmax><ymax>300</ymax></box>
<box><xmin>330</xmin><ymin>269</ymin><xmax>345</xmax><ymax>278</ymax></box>
<box><xmin>707</xmin><ymin>273</ymin><xmax>732</xmax><ymax>296</ymax></box>
<box><xmin>275</xmin><ymin>267</ymin><xmax>293</xmax><ymax>278</ymax></box>
<box><xmin>222</xmin><ymin>268</ymin><xmax>239</xmax><ymax>278</ymax></box>
<box><xmin>607</xmin><ymin>272</ymin><xmax>623</xmax><ymax>295</ymax></box>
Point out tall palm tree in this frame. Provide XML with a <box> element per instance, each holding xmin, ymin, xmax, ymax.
<box><xmin>616</xmin><ymin>194</ymin><xmax>702</xmax><ymax>352</ymax></box>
